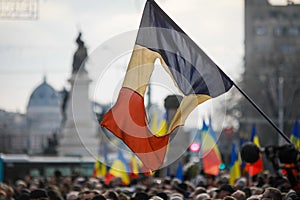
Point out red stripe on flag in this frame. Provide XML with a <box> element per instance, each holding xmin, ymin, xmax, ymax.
<box><xmin>101</xmin><ymin>87</ymin><xmax>169</xmax><ymax>170</ymax></box>
<box><xmin>202</xmin><ymin>148</ymin><xmax>221</xmax><ymax>176</ymax></box>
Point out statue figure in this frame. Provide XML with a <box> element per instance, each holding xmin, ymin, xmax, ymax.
<box><xmin>72</xmin><ymin>32</ymin><xmax>88</xmax><ymax>74</ymax></box>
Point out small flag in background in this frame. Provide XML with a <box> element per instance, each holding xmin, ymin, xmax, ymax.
<box><xmin>101</xmin><ymin>0</ymin><xmax>233</xmax><ymax>170</ymax></box>
<box><xmin>151</xmin><ymin>111</ymin><xmax>168</xmax><ymax>137</ymax></box>
<box><xmin>239</xmin><ymin>132</ymin><xmax>248</xmax><ymax>170</ymax></box>
<box><xmin>245</xmin><ymin>124</ymin><xmax>263</xmax><ymax>176</ymax></box>
<box><xmin>105</xmin><ymin>151</ymin><xmax>130</xmax><ymax>185</ymax></box>
<box><xmin>93</xmin><ymin>157</ymin><xmax>107</xmax><ymax>178</ymax></box>
<box><xmin>229</xmin><ymin>143</ymin><xmax>241</xmax><ymax>185</ymax></box>
<box><xmin>129</xmin><ymin>154</ymin><xmax>140</xmax><ymax>179</ymax></box>
<box><xmin>200</xmin><ymin>120</ymin><xmax>222</xmax><ymax>176</ymax></box>
<box><xmin>290</xmin><ymin>119</ymin><xmax>300</xmax><ymax>150</ymax></box>
<box><xmin>175</xmin><ymin>162</ymin><xmax>183</xmax><ymax>182</ymax></box>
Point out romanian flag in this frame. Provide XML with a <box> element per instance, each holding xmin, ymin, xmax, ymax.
<box><xmin>290</xmin><ymin>119</ymin><xmax>300</xmax><ymax>151</ymax></box>
<box><xmin>201</xmin><ymin>120</ymin><xmax>222</xmax><ymax>176</ymax></box>
<box><xmin>129</xmin><ymin>154</ymin><xmax>140</xmax><ymax>179</ymax></box>
<box><xmin>105</xmin><ymin>151</ymin><xmax>130</xmax><ymax>185</ymax></box>
<box><xmin>229</xmin><ymin>143</ymin><xmax>241</xmax><ymax>185</ymax></box>
<box><xmin>101</xmin><ymin>0</ymin><xmax>233</xmax><ymax>170</ymax></box>
<box><xmin>93</xmin><ymin>157</ymin><xmax>107</xmax><ymax>177</ymax></box>
<box><xmin>245</xmin><ymin>124</ymin><xmax>263</xmax><ymax>176</ymax></box>
<box><xmin>130</xmin><ymin>154</ymin><xmax>154</xmax><ymax>178</ymax></box>
<box><xmin>151</xmin><ymin>111</ymin><xmax>168</xmax><ymax>137</ymax></box>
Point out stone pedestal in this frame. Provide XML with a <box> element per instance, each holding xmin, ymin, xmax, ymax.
<box><xmin>58</xmin><ymin>72</ymin><xmax>99</xmax><ymax>157</ymax></box>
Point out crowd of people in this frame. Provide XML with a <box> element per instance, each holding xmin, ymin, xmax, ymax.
<box><xmin>0</xmin><ymin>169</ymin><xmax>299</xmax><ymax>200</ymax></box>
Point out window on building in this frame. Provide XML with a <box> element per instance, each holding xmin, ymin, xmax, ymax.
<box><xmin>274</xmin><ymin>27</ymin><xmax>284</xmax><ymax>36</ymax></box>
<box><xmin>255</xmin><ymin>26</ymin><xmax>267</xmax><ymax>36</ymax></box>
<box><xmin>280</xmin><ymin>45</ymin><xmax>296</xmax><ymax>53</ymax></box>
<box><xmin>288</xmin><ymin>26</ymin><xmax>300</xmax><ymax>36</ymax></box>
<box><xmin>270</xmin><ymin>10</ymin><xmax>280</xmax><ymax>19</ymax></box>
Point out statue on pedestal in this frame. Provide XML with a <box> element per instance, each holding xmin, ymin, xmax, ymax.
<box><xmin>72</xmin><ymin>32</ymin><xmax>88</xmax><ymax>74</ymax></box>
<box><xmin>58</xmin><ymin>31</ymin><xmax>99</xmax><ymax>157</ymax></box>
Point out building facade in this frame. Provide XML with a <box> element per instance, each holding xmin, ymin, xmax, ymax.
<box><xmin>242</xmin><ymin>0</ymin><xmax>300</xmax><ymax>145</ymax></box>
<box><xmin>27</xmin><ymin>77</ymin><xmax>63</xmax><ymax>154</ymax></box>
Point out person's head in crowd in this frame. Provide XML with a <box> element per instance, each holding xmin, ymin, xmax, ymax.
<box><xmin>103</xmin><ymin>190</ymin><xmax>118</xmax><ymax>200</ymax></box>
<box><xmin>275</xmin><ymin>177</ymin><xmax>291</xmax><ymax>193</ymax></box>
<box><xmin>74</xmin><ymin>177</ymin><xmax>86</xmax><ymax>186</ymax></box>
<box><xmin>261</xmin><ymin>187</ymin><xmax>282</xmax><ymax>200</ymax></box>
<box><xmin>284</xmin><ymin>190</ymin><xmax>298</xmax><ymax>200</ymax></box>
<box><xmin>151</xmin><ymin>178</ymin><xmax>163</xmax><ymax>190</ymax></box>
<box><xmin>29</xmin><ymin>184</ymin><xmax>38</xmax><ymax>192</ymax></box>
<box><xmin>91</xmin><ymin>195</ymin><xmax>106</xmax><ymax>200</ymax></box>
<box><xmin>207</xmin><ymin>187</ymin><xmax>219</xmax><ymax>199</ymax></box>
<box><xmin>117</xmin><ymin>193</ymin><xmax>130</xmax><ymax>200</ymax></box>
<box><xmin>24</xmin><ymin>176</ymin><xmax>32</xmax><ymax>187</ymax></box>
<box><xmin>235</xmin><ymin>178</ymin><xmax>247</xmax><ymax>190</ymax></box>
<box><xmin>242</xmin><ymin>187</ymin><xmax>252</xmax><ymax>199</ymax></box>
<box><xmin>115</xmin><ymin>189</ymin><xmax>131</xmax><ymax>199</ymax></box>
<box><xmin>223</xmin><ymin>196</ymin><xmax>237</xmax><ymax>200</ymax></box>
<box><xmin>72</xmin><ymin>184</ymin><xmax>82</xmax><ymax>192</ymax></box>
<box><xmin>66</xmin><ymin>191</ymin><xmax>78</xmax><ymax>200</ymax></box>
<box><xmin>47</xmin><ymin>190</ymin><xmax>62</xmax><ymax>200</ymax></box>
<box><xmin>78</xmin><ymin>190</ymin><xmax>98</xmax><ymax>200</ymax></box>
<box><xmin>194</xmin><ymin>193</ymin><xmax>210</xmax><ymax>200</ymax></box>
<box><xmin>231</xmin><ymin>190</ymin><xmax>246</xmax><ymax>200</ymax></box>
<box><xmin>217</xmin><ymin>175</ymin><xmax>230</xmax><ymax>187</ymax></box>
<box><xmin>189</xmin><ymin>186</ymin><xmax>207</xmax><ymax>198</ymax></box>
<box><xmin>5</xmin><ymin>185</ymin><xmax>14</xmax><ymax>200</ymax></box>
<box><xmin>108</xmin><ymin>177</ymin><xmax>122</xmax><ymax>188</ymax></box>
<box><xmin>149</xmin><ymin>196</ymin><xmax>164</xmax><ymax>200</ymax></box>
<box><xmin>185</xmin><ymin>181</ymin><xmax>195</xmax><ymax>192</ymax></box>
<box><xmin>133</xmin><ymin>185</ymin><xmax>147</xmax><ymax>194</ymax></box>
<box><xmin>60</xmin><ymin>183</ymin><xmax>71</xmax><ymax>198</ymax></box>
<box><xmin>129</xmin><ymin>178</ymin><xmax>138</xmax><ymax>187</ymax></box>
<box><xmin>131</xmin><ymin>191</ymin><xmax>148</xmax><ymax>200</ymax></box>
<box><xmin>139</xmin><ymin>175</ymin><xmax>153</xmax><ymax>188</ymax></box>
<box><xmin>169</xmin><ymin>193</ymin><xmax>184</xmax><ymax>200</ymax></box>
<box><xmin>147</xmin><ymin>187</ymin><xmax>159</xmax><ymax>197</ymax></box>
<box><xmin>15</xmin><ymin>180</ymin><xmax>27</xmax><ymax>195</ymax></box>
<box><xmin>246</xmin><ymin>195</ymin><xmax>261</xmax><ymax>200</ymax></box>
<box><xmin>163</xmin><ymin>177</ymin><xmax>171</xmax><ymax>185</ymax></box>
<box><xmin>29</xmin><ymin>189</ymin><xmax>49</xmax><ymax>200</ymax></box>
<box><xmin>250</xmin><ymin>187</ymin><xmax>263</xmax><ymax>195</ymax></box>
<box><xmin>174</xmin><ymin>182</ymin><xmax>188</xmax><ymax>196</ymax></box>
<box><xmin>170</xmin><ymin>178</ymin><xmax>181</xmax><ymax>188</ymax></box>
<box><xmin>18</xmin><ymin>193</ymin><xmax>30</xmax><ymax>200</ymax></box>
<box><xmin>0</xmin><ymin>183</ymin><xmax>8</xmax><ymax>200</ymax></box>
<box><xmin>256</xmin><ymin>174</ymin><xmax>266</xmax><ymax>188</ymax></box>
<box><xmin>156</xmin><ymin>192</ymin><xmax>169</xmax><ymax>200</ymax></box>
<box><xmin>217</xmin><ymin>184</ymin><xmax>236</xmax><ymax>199</ymax></box>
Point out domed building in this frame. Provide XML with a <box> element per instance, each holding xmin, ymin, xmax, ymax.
<box><xmin>27</xmin><ymin>76</ymin><xmax>63</xmax><ymax>154</ymax></box>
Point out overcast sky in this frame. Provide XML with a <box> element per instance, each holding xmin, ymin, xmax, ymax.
<box><xmin>0</xmin><ymin>0</ymin><xmax>295</xmax><ymax>126</ymax></box>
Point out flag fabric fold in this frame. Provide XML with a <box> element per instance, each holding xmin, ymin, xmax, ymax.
<box><xmin>101</xmin><ymin>0</ymin><xmax>233</xmax><ymax>170</ymax></box>
<box><xmin>229</xmin><ymin>143</ymin><xmax>241</xmax><ymax>185</ymax></box>
<box><xmin>245</xmin><ymin>124</ymin><xmax>263</xmax><ymax>176</ymax></box>
<box><xmin>200</xmin><ymin>120</ymin><xmax>222</xmax><ymax>176</ymax></box>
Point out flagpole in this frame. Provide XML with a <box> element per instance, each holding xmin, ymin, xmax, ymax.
<box><xmin>232</xmin><ymin>82</ymin><xmax>292</xmax><ymax>144</ymax></box>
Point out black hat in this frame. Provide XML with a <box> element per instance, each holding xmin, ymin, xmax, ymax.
<box><xmin>219</xmin><ymin>184</ymin><xmax>235</xmax><ymax>194</ymax></box>
<box><xmin>30</xmin><ymin>189</ymin><xmax>48</xmax><ymax>199</ymax></box>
